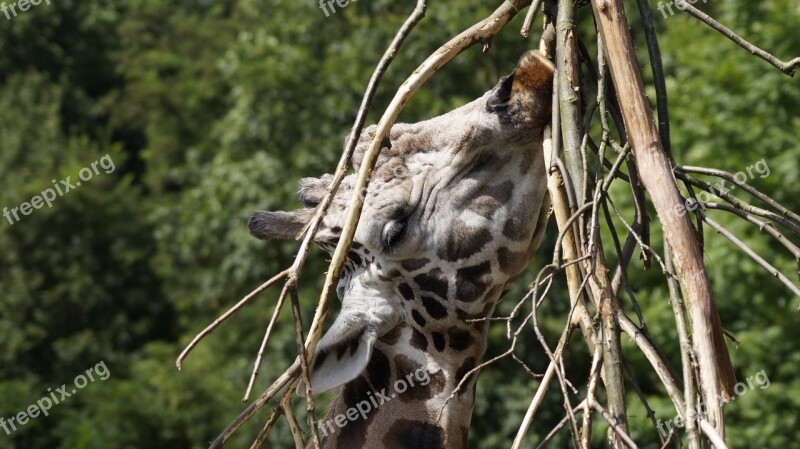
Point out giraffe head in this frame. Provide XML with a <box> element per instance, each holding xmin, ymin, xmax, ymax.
<box><xmin>249</xmin><ymin>51</ymin><xmax>553</xmax><ymax>399</ymax></box>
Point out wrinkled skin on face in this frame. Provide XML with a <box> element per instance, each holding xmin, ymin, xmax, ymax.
<box><xmin>249</xmin><ymin>51</ymin><xmax>554</xmax><ymax>396</ymax></box>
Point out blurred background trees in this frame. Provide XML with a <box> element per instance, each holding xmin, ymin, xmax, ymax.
<box><xmin>0</xmin><ymin>0</ymin><xmax>797</xmax><ymax>447</ymax></box>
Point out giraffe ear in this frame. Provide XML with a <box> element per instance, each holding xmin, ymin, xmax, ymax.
<box><xmin>352</xmin><ymin>124</ymin><xmax>377</xmax><ymax>171</ymax></box>
<box><xmin>297</xmin><ymin>174</ymin><xmax>334</xmax><ymax>207</ymax></box>
<box><xmin>248</xmin><ymin>209</ymin><xmax>312</xmax><ymax>240</ymax></box>
<box><xmin>486</xmin><ymin>74</ymin><xmax>515</xmax><ymax>112</ymax></box>
<box><xmin>485</xmin><ymin>51</ymin><xmax>554</xmax><ymax>124</ymax></box>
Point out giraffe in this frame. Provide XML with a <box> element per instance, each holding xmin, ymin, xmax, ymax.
<box><xmin>249</xmin><ymin>50</ymin><xmax>554</xmax><ymax>449</ymax></box>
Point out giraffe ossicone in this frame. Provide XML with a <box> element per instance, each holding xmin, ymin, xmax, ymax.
<box><xmin>249</xmin><ymin>50</ymin><xmax>554</xmax><ymax>449</ymax></box>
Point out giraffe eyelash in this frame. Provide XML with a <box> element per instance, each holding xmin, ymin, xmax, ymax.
<box><xmin>382</xmin><ymin>219</ymin><xmax>408</xmax><ymax>249</ymax></box>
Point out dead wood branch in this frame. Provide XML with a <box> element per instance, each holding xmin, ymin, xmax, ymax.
<box><xmin>591</xmin><ymin>0</ymin><xmax>735</xmax><ymax>437</ymax></box>
<box><xmin>205</xmin><ymin>0</ymin><xmax>430</xmax><ymax>445</ymax></box>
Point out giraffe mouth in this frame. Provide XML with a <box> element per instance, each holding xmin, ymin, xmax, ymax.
<box><xmin>299</xmin><ymin>323</ymin><xmax>376</xmax><ymax>396</ymax></box>
<box><xmin>316</xmin><ymin>323</ymin><xmax>368</xmax><ymax>358</ymax></box>
<box><xmin>300</xmin><ymin>269</ymin><xmax>403</xmax><ymax>395</ymax></box>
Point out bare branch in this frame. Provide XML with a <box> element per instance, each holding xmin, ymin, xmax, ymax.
<box><xmin>521</xmin><ymin>0</ymin><xmax>545</xmax><ymax>37</ymax></box>
<box><xmin>202</xmin><ymin>0</ymin><xmax>429</xmax><ymax>443</ymax></box>
<box><xmin>300</xmin><ymin>0</ymin><xmax>431</xmax><ymax>374</ymax></box>
<box><xmin>677</xmin><ymin>165</ymin><xmax>800</xmax><ymax>225</ymax></box>
<box><xmin>209</xmin><ymin>360</ymin><xmax>300</xmax><ymax>449</ymax></box>
<box><xmin>289</xmin><ymin>287</ymin><xmax>319</xmax><ymax>448</ymax></box>
<box><xmin>589</xmin><ymin>401</ymin><xmax>639</xmax><ymax>449</ymax></box>
<box><xmin>556</xmin><ymin>0</ymin><xmax>586</xmax><ymax>204</ymax></box>
<box><xmin>534</xmin><ymin>400</ymin><xmax>587</xmax><ymax>449</ymax></box>
<box><xmin>591</xmin><ymin>0</ymin><xmax>734</xmax><ymax>434</ymax></box>
<box><xmin>249</xmin><ymin>405</ymin><xmax>284</xmax><ymax>449</ymax></box>
<box><xmin>675</xmin><ymin>0</ymin><xmax>800</xmax><ymax>76</ymax></box>
<box><xmin>245</xmin><ymin>284</ymin><xmax>290</xmax><ymax>400</ymax></box>
<box><xmin>635</xmin><ymin>0</ymin><xmax>671</xmax><ymax>155</ymax></box>
<box><xmin>176</xmin><ymin>269</ymin><xmax>289</xmax><ymax>370</ymax></box>
<box><xmin>703</xmin><ymin>202</ymin><xmax>800</xmax><ymax>282</ymax></box>
<box><xmin>676</xmin><ymin>171</ymin><xmax>800</xmax><ymax>236</ymax></box>
<box><xmin>702</xmin><ymin>215</ymin><xmax>800</xmax><ymax>301</ymax></box>
<box><xmin>617</xmin><ymin>313</ymin><xmax>685</xmax><ymax>412</ymax></box>
<box><xmin>699</xmin><ymin>418</ymin><xmax>731</xmax><ymax>449</ymax></box>
<box><xmin>281</xmin><ymin>395</ymin><xmax>306</xmax><ymax>449</ymax></box>
<box><xmin>580</xmin><ymin>340</ymin><xmax>604</xmax><ymax>448</ymax></box>
<box><xmin>666</xmin><ymin>242</ymin><xmax>701</xmax><ymax>449</ymax></box>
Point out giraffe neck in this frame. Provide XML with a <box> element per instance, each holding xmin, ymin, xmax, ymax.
<box><xmin>317</xmin><ymin>324</ymin><xmax>485</xmax><ymax>449</ymax></box>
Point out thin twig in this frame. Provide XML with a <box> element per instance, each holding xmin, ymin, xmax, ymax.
<box><xmin>677</xmin><ymin>165</ymin><xmax>800</xmax><ymax>225</ymax></box>
<box><xmin>553</xmin><ymin>202</ymin><xmax>596</xmax><ymax>265</ymax></box>
<box><xmin>602</xmin><ymin>198</ymin><xmax>648</xmax><ymax>330</ymax></box>
<box><xmin>289</xmin><ymin>287</ymin><xmax>320</xmax><ymax>447</ymax></box>
<box><xmin>514</xmin><ymin>363</ymin><xmax>558</xmax><ymax>449</ymax></box>
<box><xmin>176</xmin><ymin>269</ymin><xmax>289</xmax><ymax>370</ymax></box>
<box><xmin>281</xmin><ymin>395</ymin><xmax>306</xmax><ymax>449</ymax></box>
<box><xmin>635</xmin><ymin>0</ymin><xmax>671</xmax><ymax>155</ymax></box>
<box><xmin>666</xmin><ymin>240</ymin><xmax>700</xmax><ymax>449</ymax></box>
<box><xmin>675</xmin><ymin>0</ymin><xmax>800</xmax><ymax>76</ymax></box>
<box><xmin>659</xmin><ymin>427</ymin><xmax>678</xmax><ymax>449</ymax></box>
<box><xmin>245</xmin><ymin>284</ymin><xmax>291</xmax><ymax>400</ymax></box>
<box><xmin>521</xmin><ymin>0</ymin><xmax>545</xmax><ymax>37</ymax></box>
<box><xmin>534</xmin><ymin>400</ymin><xmax>587</xmax><ymax>449</ymax></box>
<box><xmin>205</xmin><ymin>0</ymin><xmax>429</xmax><ymax>440</ymax></box>
<box><xmin>209</xmin><ymin>360</ymin><xmax>300</xmax><ymax>449</ymax></box>
<box><xmin>703</xmin><ymin>215</ymin><xmax>800</xmax><ymax>301</ymax></box>
<box><xmin>589</xmin><ymin>401</ymin><xmax>639</xmax><ymax>449</ymax></box>
<box><xmin>586</xmin><ymin>138</ymin><xmax>630</xmax><ymax>183</ymax></box>
<box><xmin>699</xmin><ymin>418</ymin><xmax>731</xmax><ymax>449</ymax></box>
<box><xmin>531</xmin><ymin>286</ymin><xmax>582</xmax><ymax>448</ymax></box>
<box><xmin>703</xmin><ymin>202</ymin><xmax>800</xmax><ymax>282</ymax></box>
<box><xmin>676</xmin><ymin>171</ymin><xmax>800</xmax><ymax>236</ymax></box>
<box><xmin>617</xmin><ymin>312</ymin><xmax>685</xmax><ymax>413</ymax></box>
<box><xmin>511</xmin><ymin>267</ymin><xmax>586</xmax><ymax>448</ymax></box>
<box><xmin>580</xmin><ymin>339</ymin><xmax>603</xmax><ymax>448</ymax></box>
<box><xmin>288</xmin><ymin>0</ymin><xmax>432</xmax><ymax>280</ymax></box>
<box><xmin>619</xmin><ymin>352</ymin><xmax>664</xmax><ymax>446</ymax></box>
<box><xmin>249</xmin><ymin>405</ymin><xmax>284</xmax><ymax>449</ymax></box>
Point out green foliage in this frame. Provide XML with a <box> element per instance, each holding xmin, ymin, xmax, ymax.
<box><xmin>1</xmin><ymin>0</ymin><xmax>798</xmax><ymax>448</ymax></box>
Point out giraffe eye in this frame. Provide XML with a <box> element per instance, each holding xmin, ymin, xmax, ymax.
<box><xmin>381</xmin><ymin>219</ymin><xmax>407</xmax><ymax>249</ymax></box>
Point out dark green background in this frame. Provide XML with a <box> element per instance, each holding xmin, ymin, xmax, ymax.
<box><xmin>1</xmin><ymin>0</ymin><xmax>798</xmax><ymax>447</ymax></box>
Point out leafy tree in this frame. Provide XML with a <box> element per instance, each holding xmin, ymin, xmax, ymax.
<box><xmin>0</xmin><ymin>0</ymin><xmax>797</xmax><ymax>448</ymax></box>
